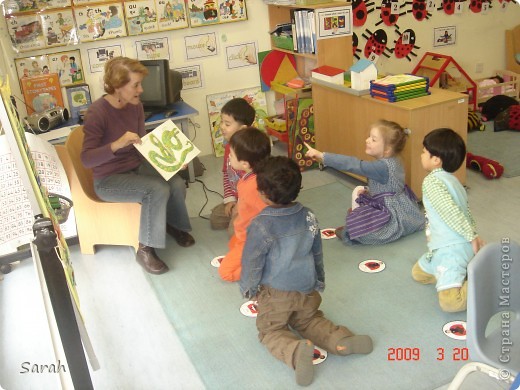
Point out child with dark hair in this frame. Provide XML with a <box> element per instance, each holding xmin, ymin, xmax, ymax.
<box><xmin>218</xmin><ymin>127</ymin><xmax>270</xmax><ymax>282</ymax></box>
<box><xmin>240</xmin><ymin>156</ymin><xmax>373</xmax><ymax>386</ymax></box>
<box><xmin>412</xmin><ymin>128</ymin><xmax>484</xmax><ymax>312</ymax></box>
<box><xmin>210</xmin><ymin>98</ymin><xmax>256</xmax><ymax>235</ymax></box>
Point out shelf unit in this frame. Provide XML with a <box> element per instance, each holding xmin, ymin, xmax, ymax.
<box><xmin>267</xmin><ymin>2</ymin><xmax>353</xmax><ymax>78</ymax></box>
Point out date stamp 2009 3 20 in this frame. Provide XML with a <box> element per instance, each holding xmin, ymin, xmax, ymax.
<box><xmin>387</xmin><ymin>347</ymin><xmax>469</xmax><ymax>362</ymax></box>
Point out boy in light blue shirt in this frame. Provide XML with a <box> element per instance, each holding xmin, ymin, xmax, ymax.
<box><xmin>412</xmin><ymin>128</ymin><xmax>484</xmax><ymax>312</ymax></box>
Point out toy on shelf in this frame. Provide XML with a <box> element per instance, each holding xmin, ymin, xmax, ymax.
<box><xmin>466</xmin><ymin>152</ymin><xmax>504</xmax><ymax>179</ymax></box>
<box><xmin>411</xmin><ymin>52</ymin><xmax>477</xmax><ymax>110</ymax></box>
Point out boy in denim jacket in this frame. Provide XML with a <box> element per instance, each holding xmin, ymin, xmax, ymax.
<box><xmin>239</xmin><ymin>156</ymin><xmax>373</xmax><ymax>386</ymax></box>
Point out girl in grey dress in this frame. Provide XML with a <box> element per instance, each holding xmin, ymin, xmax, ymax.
<box><xmin>305</xmin><ymin>119</ymin><xmax>425</xmax><ymax>245</ymax></box>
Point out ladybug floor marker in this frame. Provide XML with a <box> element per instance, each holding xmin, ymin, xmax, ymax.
<box><xmin>443</xmin><ymin>321</ymin><xmax>467</xmax><ymax>340</ymax></box>
<box><xmin>239</xmin><ymin>301</ymin><xmax>258</xmax><ymax>318</ymax></box>
<box><xmin>359</xmin><ymin>259</ymin><xmax>386</xmax><ymax>273</ymax></box>
<box><xmin>313</xmin><ymin>347</ymin><xmax>327</xmax><ymax>365</ymax></box>
<box><xmin>321</xmin><ymin>228</ymin><xmax>337</xmax><ymax>240</ymax></box>
<box><xmin>211</xmin><ymin>255</ymin><xmax>224</xmax><ymax>268</ymax></box>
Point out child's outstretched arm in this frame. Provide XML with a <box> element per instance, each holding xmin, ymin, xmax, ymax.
<box><xmin>304</xmin><ymin>142</ymin><xmax>324</xmax><ymax>163</ymax></box>
<box><xmin>304</xmin><ymin>142</ymin><xmax>389</xmax><ymax>183</ymax></box>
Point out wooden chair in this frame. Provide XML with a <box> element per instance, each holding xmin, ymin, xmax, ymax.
<box><xmin>505</xmin><ymin>24</ymin><xmax>520</xmax><ymax>75</ymax></box>
<box><xmin>55</xmin><ymin>126</ymin><xmax>140</xmax><ymax>255</ymax></box>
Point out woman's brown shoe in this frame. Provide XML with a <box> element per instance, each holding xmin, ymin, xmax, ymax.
<box><xmin>136</xmin><ymin>244</ymin><xmax>169</xmax><ymax>274</ymax></box>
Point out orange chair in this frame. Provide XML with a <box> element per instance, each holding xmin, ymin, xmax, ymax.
<box><xmin>55</xmin><ymin>126</ymin><xmax>140</xmax><ymax>254</ymax></box>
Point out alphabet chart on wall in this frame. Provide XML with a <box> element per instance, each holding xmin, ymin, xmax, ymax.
<box><xmin>0</xmin><ymin>133</ymin><xmax>76</xmax><ymax>256</ymax></box>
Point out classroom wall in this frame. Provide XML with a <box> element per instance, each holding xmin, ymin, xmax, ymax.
<box><xmin>1</xmin><ymin>1</ymin><xmax>519</xmax><ymax>156</ymax></box>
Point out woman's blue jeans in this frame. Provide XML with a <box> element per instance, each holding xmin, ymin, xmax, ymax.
<box><xmin>93</xmin><ymin>160</ymin><xmax>191</xmax><ymax>248</ymax></box>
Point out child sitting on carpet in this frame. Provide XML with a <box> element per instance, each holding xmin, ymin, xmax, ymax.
<box><xmin>239</xmin><ymin>156</ymin><xmax>373</xmax><ymax>386</ymax></box>
<box><xmin>210</xmin><ymin>97</ymin><xmax>256</xmax><ymax>235</ymax></box>
<box><xmin>218</xmin><ymin>127</ymin><xmax>271</xmax><ymax>282</ymax></box>
<box><xmin>412</xmin><ymin>128</ymin><xmax>484</xmax><ymax>313</ymax></box>
<box><xmin>305</xmin><ymin>119</ymin><xmax>425</xmax><ymax>245</ymax></box>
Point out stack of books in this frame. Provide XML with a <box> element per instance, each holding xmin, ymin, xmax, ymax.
<box><xmin>290</xmin><ymin>8</ymin><xmax>317</xmax><ymax>54</ymax></box>
<box><xmin>370</xmin><ymin>74</ymin><xmax>430</xmax><ymax>102</ymax></box>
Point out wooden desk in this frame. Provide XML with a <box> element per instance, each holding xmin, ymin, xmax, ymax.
<box><xmin>312</xmin><ymin>81</ymin><xmax>468</xmax><ymax>199</ymax></box>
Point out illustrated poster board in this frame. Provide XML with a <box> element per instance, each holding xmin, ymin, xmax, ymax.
<box><xmin>133</xmin><ymin>119</ymin><xmax>200</xmax><ymax>180</ymax></box>
<box><xmin>41</xmin><ymin>9</ymin><xmax>78</xmax><ymax>48</ymax></box>
<box><xmin>156</xmin><ymin>0</ymin><xmax>188</xmax><ymax>31</ymax></box>
<box><xmin>125</xmin><ymin>0</ymin><xmax>159</xmax><ymax>35</ymax></box>
<box><xmin>315</xmin><ymin>5</ymin><xmax>352</xmax><ymax>40</ymax></box>
<box><xmin>206</xmin><ymin>87</ymin><xmax>267</xmax><ymax>157</ymax></box>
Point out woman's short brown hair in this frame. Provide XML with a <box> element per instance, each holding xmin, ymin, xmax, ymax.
<box><xmin>103</xmin><ymin>57</ymin><xmax>148</xmax><ymax>94</ymax></box>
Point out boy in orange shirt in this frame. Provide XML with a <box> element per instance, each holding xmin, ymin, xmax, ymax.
<box><xmin>218</xmin><ymin>127</ymin><xmax>271</xmax><ymax>282</ymax></box>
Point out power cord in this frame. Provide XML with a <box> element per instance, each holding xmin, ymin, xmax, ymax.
<box><xmin>192</xmin><ymin>159</ymin><xmax>223</xmax><ymax>220</ymax></box>
<box><xmin>194</xmin><ymin>178</ymin><xmax>223</xmax><ymax>220</ymax></box>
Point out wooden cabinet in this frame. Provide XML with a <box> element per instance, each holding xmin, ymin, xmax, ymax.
<box><xmin>267</xmin><ymin>2</ymin><xmax>353</xmax><ymax>77</ymax></box>
<box><xmin>312</xmin><ymin>80</ymin><xmax>468</xmax><ymax>199</ymax></box>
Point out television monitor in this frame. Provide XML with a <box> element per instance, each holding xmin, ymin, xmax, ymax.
<box><xmin>139</xmin><ymin>59</ymin><xmax>182</xmax><ymax>111</ymax></box>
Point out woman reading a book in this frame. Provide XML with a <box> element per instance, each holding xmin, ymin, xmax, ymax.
<box><xmin>81</xmin><ymin>56</ymin><xmax>194</xmax><ymax>275</ymax></box>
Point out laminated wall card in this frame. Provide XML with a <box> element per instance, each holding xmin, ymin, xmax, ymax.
<box><xmin>74</xmin><ymin>3</ymin><xmax>127</xmax><ymax>42</ymax></box>
<box><xmin>41</xmin><ymin>9</ymin><xmax>78</xmax><ymax>48</ymax></box>
<box><xmin>20</xmin><ymin>73</ymin><xmax>64</xmax><ymax>114</ymax></box>
<box><xmin>6</xmin><ymin>13</ymin><xmax>46</xmax><ymax>52</ymax></box>
<box><xmin>47</xmin><ymin>50</ymin><xmax>85</xmax><ymax>86</ymax></box>
<box><xmin>2</xmin><ymin>0</ymin><xmax>71</xmax><ymax>15</ymax></box>
<box><xmin>155</xmin><ymin>0</ymin><xmax>188</xmax><ymax>31</ymax></box>
<box><xmin>217</xmin><ymin>0</ymin><xmax>247</xmax><ymax>23</ymax></box>
<box><xmin>15</xmin><ymin>55</ymin><xmax>49</xmax><ymax>80</ymax></box>
<box><xmin>187</xmin><ymin>0</ymin><xmax>219</xmax><ymax>27</ymax></box>
<box><xmin>125</xmin><ymin>0</ymin><xmax>159</xmax><ymax>35</ymax></box>
<box><xmin>133</xmin><ymin>120</ymin><xmax>200</xmax><ymax>181</ymax></box>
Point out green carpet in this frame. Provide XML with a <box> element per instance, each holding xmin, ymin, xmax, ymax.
<box><xmin>467</xmin><ymin>128</ymin><xmax>520</xmax><ymax>178</ymax></box>
<box><xmin>148</xmin><ymin>182</ymin><xmax>468</xmax><ymax>389</ymax></box>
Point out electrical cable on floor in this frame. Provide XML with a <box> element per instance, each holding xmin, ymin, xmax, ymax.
<box><xmin>192</xmin><ymin>160</ymin><xmax>223</xmax><ymax>220</ymax></box>
<box><xmin>194</xmin><ymin>178</ymin><xmax>222</xmax><ymax>220</ymax></box>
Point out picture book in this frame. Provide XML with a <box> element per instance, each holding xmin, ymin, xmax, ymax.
<box><xmin>65</xmin><ymin>84</ymin><xmax>91</xmax><ymax>120</ymax></box>
<box><xmin>20</xmin><ymin>73</ymin><xmax>64</xmax><ymax>114</ymax></box>
<box><xmin>133</xmin><ymin>120</ymin><xmax>200</xmax><ymax>181</ymax></box>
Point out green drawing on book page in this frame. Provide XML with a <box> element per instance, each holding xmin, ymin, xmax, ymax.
<box><xmin>148</xmin><ymin>128</ymin><xmax>194</xmax><ymax>172</ymax></box>
<box><xmin>133</xmin><ymin>119</ymin><xmax>200</xmax><ymax>181</ymax></box>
